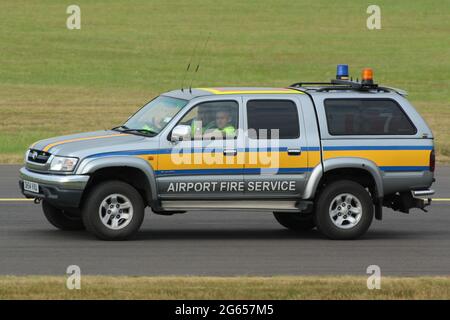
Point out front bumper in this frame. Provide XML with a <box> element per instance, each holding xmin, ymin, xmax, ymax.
<box><xmin>19</xmin><ymin>167</ymin><xmax>89</xmax><ymax>208</ymax></box>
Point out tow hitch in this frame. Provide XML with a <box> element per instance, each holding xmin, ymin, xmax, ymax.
<box><xmin>384</xmin><ymin>190</ymin><xmax>434</xmax><ymax>213</ymax></box>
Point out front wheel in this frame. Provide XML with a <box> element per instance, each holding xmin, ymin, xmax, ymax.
<box><xmin>315</xmin><ymin>180</ymin><xmax>374</xmax><ymax>240</ymax></box>
<box><xmin>42</xmin><ymin>200</ymin><xmax>84</xmax><ymax>230</ymax></box>
<box><xmin>82</xmin><ymin>181</ymin><xmax>145</xmax><ymax>240</ymax></box>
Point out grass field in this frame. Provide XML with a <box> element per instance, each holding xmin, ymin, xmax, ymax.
<box><xmin>0</xmin><ymin>276</ymin><xmax>449</xmax><ymax>299</ymax></box>
<box><xmin>0</xmin><ymin>0</ymin><xmax>449</xmax><ymax>163</ymax></box>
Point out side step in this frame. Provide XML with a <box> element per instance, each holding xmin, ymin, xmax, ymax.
<box><xmin>161</xmin><ymin>200</ymin><xmax>306</xmax><ymax>212</ymax></box>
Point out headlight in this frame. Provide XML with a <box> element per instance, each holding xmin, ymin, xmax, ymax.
<box><xmin>50</xmin><ymin>156</ymin><xmax>79</xmax><ymax>172</ymax></box>
<box><xmin>24</xmin><ymin>149</ymin><xmax>30</xmax><ymax>164</ymax></box>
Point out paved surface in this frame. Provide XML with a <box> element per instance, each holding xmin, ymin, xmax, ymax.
<box><xmin>0</xmin><ymin>165</ymin><xmax>449</xmax><ymax>276</ymax></box>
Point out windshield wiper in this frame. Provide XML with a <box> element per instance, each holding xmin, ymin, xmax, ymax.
<box><xmin>111</xmin><ymin>125</ymin><xmax>129</xmax><ymax>131</ymax></box>
<box><xmin>112</xmin><ymin>125</ymin><xmax>157</xmax><ymax>136</ymax></box>
<box><xmin>120</xmin><ymin>128</ymin><xmax>158</xmax><ymax>136</ymax></box>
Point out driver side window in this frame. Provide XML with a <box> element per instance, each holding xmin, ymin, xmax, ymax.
<box><xmin>178</xmin><ymin>101</ymin><xmax>239</xmax><ymax>140</ymax></box>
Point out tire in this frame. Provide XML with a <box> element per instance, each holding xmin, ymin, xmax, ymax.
<box><xmin>42</xmin><ymin>200</ymin><xmax>84</xmax><ymax>230</ymax></box>
<box><xmin>314</xmin><ymin>180</ymin><xmax>374</xmax><ymax>240</ymax></box>
<box><xmin>273</xmin><ymin>212</ymin><xmax>315</xmax><ymax>231</ymax></box>
<box><xmin>82</xmin><ymin>180</ymin><xmax>145</xmax><ymax>240</ymax></box>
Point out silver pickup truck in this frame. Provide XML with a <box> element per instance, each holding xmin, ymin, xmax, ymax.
<box><xmin>19</xmin><ymin>66</ymin><xmax>435</xmax><ymax>240</ymax></box>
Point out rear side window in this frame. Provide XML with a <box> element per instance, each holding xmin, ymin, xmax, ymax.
<box><xmin>324</xmin><ymin>99</ymin><xmax>417</xmax><ymax>135</ymax></box>
<box><xmin>247</xmin><ymin>100</ymin><xmax>300</xmax><ymax>139</ymax></box>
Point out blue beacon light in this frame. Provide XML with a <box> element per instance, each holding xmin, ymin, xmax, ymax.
<box><xmin>336</xmin><ymin>64</ymin><xmax>349</xmax><ymax>80</ymax></box>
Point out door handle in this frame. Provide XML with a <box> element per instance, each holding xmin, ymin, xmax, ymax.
<box><xmin>287</xmin><ymin>148</ymin><xmax>302</xmax><ymax>156</ymax></box>
<box><xmin>223</xmin><ymin>149</ymin><xmax>237</xmax><ymax>156</ymax></box>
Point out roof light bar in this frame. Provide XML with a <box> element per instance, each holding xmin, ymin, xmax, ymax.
<box><xmin>289</xmin><ymin>65</ymin><xmax>396</xmax><ymax>93</ymax></box>
<box><xmin>361</xmin><ymin>68</ymin><xmax>374</xmax><ymax>84</ymax></box>
<box><xmin>336</xmin><ymin>64</ymin><xmax>349</xmax><ymax>80</ymax></box>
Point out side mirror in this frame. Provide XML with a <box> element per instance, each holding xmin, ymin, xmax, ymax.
<box><xmin>170</xmin><ymin>125</ymin><xmax>191</xmax><ymax>142</ymax></box>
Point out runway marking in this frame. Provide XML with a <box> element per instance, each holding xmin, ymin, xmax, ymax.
<box><xmin>0</xmin><ymin>198</ymin><xmax>34</xmax><ymax>202</ymax></box>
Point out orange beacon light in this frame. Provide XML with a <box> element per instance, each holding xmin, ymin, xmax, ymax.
<box><xmin>361</xmin><ymin>68</ymin><xmax>374</xmax><ymax>84</ymax></box>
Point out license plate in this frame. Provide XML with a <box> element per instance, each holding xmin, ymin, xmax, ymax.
<box><xmin>23</xmin><ymin>180</ymin><xmax>39</xmax><ymax>193</ymax></box>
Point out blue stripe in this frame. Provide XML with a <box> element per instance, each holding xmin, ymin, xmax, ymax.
<box><xmin>245</xmin><ymin>147</ymin><xmax>320</xmax><ymax>152</ymax></box>
<box><xmin>246</xmin><ymin>147</ymin><xmax>287</xmax><ymax>152</ymax></box>
<box><xmin>323</xmin><ymin>145</ymin><xmax>433</xmax><ymax>151</ymax></box>
<box><xmin>156</xmin><ymin>169</ymin><xmax>244</xmax><ymax>175</ymax></box>
<box><xmin>155</xmin><ymin>167</ymin><xmax>312</xmax><ymax>176</ymax></box>
<box><xmin>380</xmin><ymin>166</ymin><xmax>429</xmax><ymax>172</ymax></box>
<box><xmin>155</xmin><ymin>166</ymin><xmax>428</xmax><ymax>175</ymax></box>
<box><xmin>86</xmin><ymin>147</ymin><xmax>322</xmax><ymax>158</ymax></box>
<box><xmin>302</xmin><ymin>147</ymin><xmax>321</xmax><ymax>151</ymax></box>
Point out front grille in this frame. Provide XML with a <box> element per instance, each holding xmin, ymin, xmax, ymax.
<box><xmin>28</xmin><ymin>149</ymin><xmax>51</xmax><ymax>164</ymax></box>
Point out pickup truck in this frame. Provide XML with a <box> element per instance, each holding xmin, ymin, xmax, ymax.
<box><xmin>19</xmin><ymin>66</ymin><xmax>435</xmax><ymax>240</ymax></box>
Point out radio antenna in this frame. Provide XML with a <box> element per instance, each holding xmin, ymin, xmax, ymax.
<box><xmin>189</xmin><ymin>33</ymin><xmax>211</xmax><ymax>93</ymax></box>
<box><xmin>181</xmin><ymin>42</ymin><xmax>199</xmax><ymax>92</ymax></box>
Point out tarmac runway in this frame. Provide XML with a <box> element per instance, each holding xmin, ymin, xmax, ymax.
<box><xmin>0</xmin><ymin>165</ymin><xmax>449</xmax><ymax>276</ymax></box>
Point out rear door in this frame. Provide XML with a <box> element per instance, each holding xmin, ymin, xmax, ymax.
<box><xmin>242</xmin><ymin>96</ymin><xmax>309</xmax><ymax>198</ymax></box>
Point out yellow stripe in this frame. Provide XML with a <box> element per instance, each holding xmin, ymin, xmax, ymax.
<box><xmin>245</xmin><ymin>151</ymin><xmax>308</xmax><ymax>169</ymax></box>
<box><xmin>307</xmin><ymin>151</ymin><xmax>321</xmax><ymax>168</ymax></box>
<box><xmin>323</xmin><ymin>150</ymin><xmax>430</xmax><ymax>167</ymax></box>
<box><xmin>157</xmin><ymin>153</ymin><xmax>244</xmax><ymax>170</ymax></box>
<box><xmin>42</xmin><ymin>134</ymin><xmax>126</xmax><ymax>152</ymax></box>
<box><xmin>155</xmin><ymin>151</ymin><xmax>318</xmax><ymax>171</ymax></box>
<box><xmin>145</xmin><ymin>150</ymin><xmax>426</xmax><ymax>171</ymax></box>
<box><xmin>199</xmin><ymin>88</ymin><xmax>302</xmax><ymax>95</ymax></box>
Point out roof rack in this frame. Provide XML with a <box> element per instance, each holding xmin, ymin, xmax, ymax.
<box><xmin>289</xmin><ymin>79</ymin><xmax>393</xmax><ymax>93</ymax></box>
<box><xmin>289</xmin><ymin>65</ymin><xmax>408</xmax><ymax>96</ymax></box>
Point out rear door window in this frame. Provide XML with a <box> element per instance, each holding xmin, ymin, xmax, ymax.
<box><xmin>324</xmin><ymin>99</ymin><xmax>417</xmax><ymax>135</ymax></box>
<box><xmin>246</xmin><ymin>100</ymin><xmax>300</xmax><ymax>139</ymax></box>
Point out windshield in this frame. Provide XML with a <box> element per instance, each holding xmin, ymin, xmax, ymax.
<box><xmin>120</xmin><ymin>96</ymin><xmax>188</xmax><ymax>135</ymax></box>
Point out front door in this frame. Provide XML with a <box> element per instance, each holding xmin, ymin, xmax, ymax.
<box><xmin>242</xmin><ymin>97</ymin><xmax>309</xmax><ymax>198</ymax></box>
<box><xmin>157</xmin><ymin>99</ymin><xmax>245</xmax><ymax>199</ymax></box>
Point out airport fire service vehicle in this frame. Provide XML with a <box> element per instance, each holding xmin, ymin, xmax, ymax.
<box><xmin>20</xmin><ymin>65</ymin><xmax>435</xmax><ymax>240</ymax></box>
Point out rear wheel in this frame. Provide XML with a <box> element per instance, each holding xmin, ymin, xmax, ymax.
<box><xmin>82</xmin><ymin>180</ymin><xmax>145</xmax><ymax>240</ymax></box>
<box><xmin>42</xmin><ymin>200</ymin><xmax>84</xmax><ymax>230</ymax></box>
<box><xmin>273</xmin><ymin>212</ymin><xmax>315</xmax><ymax>231</ymax></box>
<box><xmin>315</xmin><ymin>180</ymin><xmax>373</xmax><ymax>240</ymax></box>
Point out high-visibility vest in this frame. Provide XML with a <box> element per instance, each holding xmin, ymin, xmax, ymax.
<box><xmin>142</xmin><ymin>124</ymin><xmax>157</xmax><ymax>132</ymax></box>
<box><xmin>213</xmin><ymin>125</ymin><xmax>235</xmax><ymax>137</ymax></box>
<box><xmin>219</xmin><ymin>125</ymin><xmax>236</xmax><ymax>135</ymax></box>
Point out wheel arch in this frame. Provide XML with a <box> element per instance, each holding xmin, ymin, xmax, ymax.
<box><xmin>76</xmin><ymin>157</ymin><xmax>157</xmax><ymax>205</ymax></box>
<box><xmin>303</xmin><ymin>157</ymin><xmax>384</xmax><ymax>200</ymax></box>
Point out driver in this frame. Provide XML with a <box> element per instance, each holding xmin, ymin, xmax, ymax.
<box><xmin>204</xmin><ymin>109</ymin><xmax>236</xmax><ymax>138</ymax></box>
<box><xmin>209</xmin><ymin>109</ymin><xmax>236</xmax><ymax>137</ymax></box>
